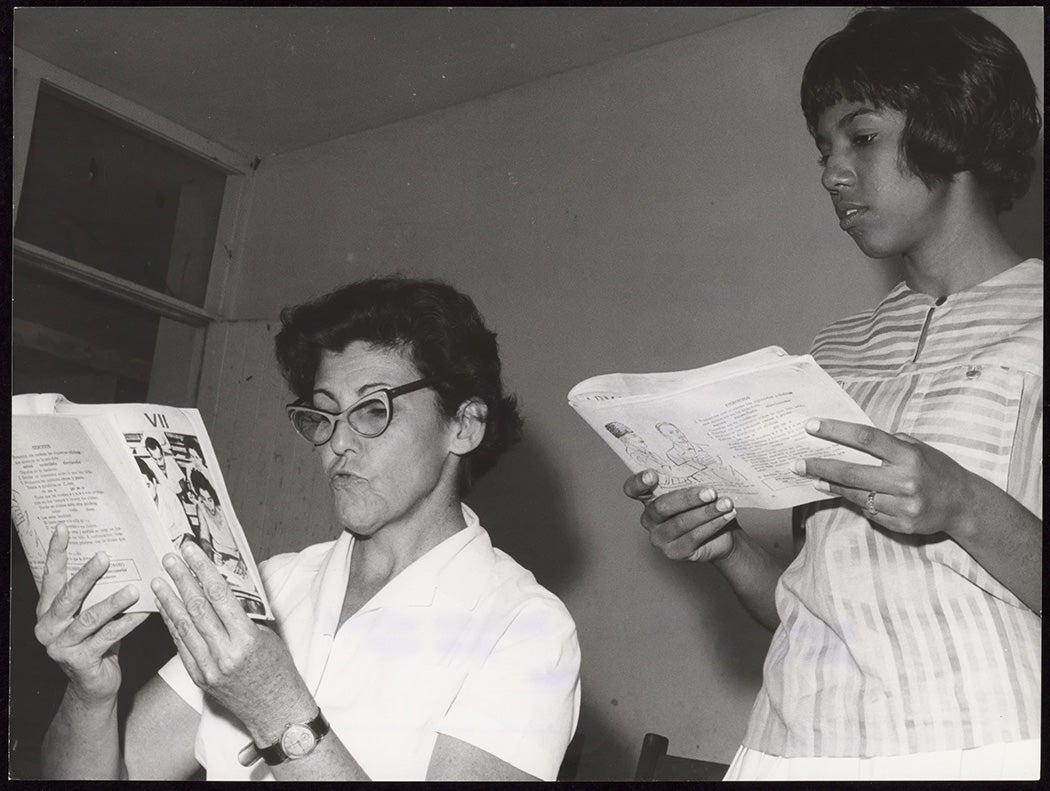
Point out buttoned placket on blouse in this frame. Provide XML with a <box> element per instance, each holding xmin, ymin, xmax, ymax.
<box><xmin>911</xmin><ymin>294</ymin><xmax>948</xmax><ymax>363</ymax></box>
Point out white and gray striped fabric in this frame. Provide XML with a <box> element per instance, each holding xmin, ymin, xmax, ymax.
<box><xmin>744</xmin><ymin>259</ymin><xmax>1042</xmax><ymax>758</ymax></box>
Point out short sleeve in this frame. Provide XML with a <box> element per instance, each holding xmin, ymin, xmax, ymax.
<box><xmin>435</xmin><ymin>597</ymin><xmax>582</xmax><ymax>780</ymax></box>
<box><xmin>157</xmin><ymin>651</ymin><xmax>205</xmax><ymax>714</ymax></box>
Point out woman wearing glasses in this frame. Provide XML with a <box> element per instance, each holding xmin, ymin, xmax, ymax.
<box><xmin>35</xmin><ymin>277</ymin><xmax>581</xmax><ymax>781</ymax></box>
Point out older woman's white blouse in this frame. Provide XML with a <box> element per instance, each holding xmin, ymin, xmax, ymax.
<box><xmin>158</xmin><ymin>504</ymin><xmax>582</xmax><ymax>780</ymax></box>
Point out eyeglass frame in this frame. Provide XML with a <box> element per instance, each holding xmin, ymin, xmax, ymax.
<box><xmin>285</xmin><ymin>376</ymin><xmax>438</xmax><ymax>445</ymax></box>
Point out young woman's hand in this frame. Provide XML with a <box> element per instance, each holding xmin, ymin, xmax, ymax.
<box><xmin>796</xmin><ymin>418</ymin><xmax>979</xmax><ymax>538</ymax></box>
<box><xmin>151</xmin><ymin>541</ymin><xmax>315</xmax><ymax>744</ymax></box>
<box><xmin>624</xmin><ymin>470</ymin><xmax>739</xmax><ymax>563</ymax></box>
<box><xmin>33</xmin><ymin>525</ymin><xmax>150</xmax><ymax>704</ymax></box>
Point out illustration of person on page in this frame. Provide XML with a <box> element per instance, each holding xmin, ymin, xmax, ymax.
<box><xmin>604</xmin><ymin>422</ymin><xmax>694</xmax><ymax>487</ymax></box>
<box><xmin>656</xmin><ymin>422</ymin><xmax>747</xmax><ymax>484</ymax></box>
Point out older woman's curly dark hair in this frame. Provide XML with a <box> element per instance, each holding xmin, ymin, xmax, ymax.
<box><xmin>801</xmin><ymin>7</ymin><xmax>1041</xmax><ymax>213</ymax></box>
<box><xmin>274</xmin><ymin>276</ymin><xmax>523</xmax><ymax>494</ymax></box>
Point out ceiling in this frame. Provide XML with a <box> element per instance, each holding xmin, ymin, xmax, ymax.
<box><xmin>13</xmin><ymin>6</ymin><xmax>774</xmax><ymax>160</ymax></box>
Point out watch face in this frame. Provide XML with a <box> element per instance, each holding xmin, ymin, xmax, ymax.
<box><xmin>280</xmin><ymin>723</ymin><xmax>318</xmax><ymax>759</ymax></box>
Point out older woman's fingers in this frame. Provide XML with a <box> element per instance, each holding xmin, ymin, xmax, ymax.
<box><xmin>177</xmin><ymin>542</ymin><xmax>251</xmax><ymax>636</ymax></box>
<box><xmin>155</xmin><ymin>594</ymin><xmax>205</xmax><ymax>685</ymax></box>
<box><xmin>49</xmin><ymin>584</ymin><xmax>140</xmax><ymax>649</ymax></box>
<box><xmin>157</xmin><ymin>552</ymin><xmax>228</xmax><ymax>651</ymax></box>
<box><xmin>38</xmin><ymin>525</ymin><xmax>71</xmax><ymax>616</ymax></box>
<box><xmin>36</xmin><ymin>551</ymin><xmax>111</xmax><ymax>638</ymax></box>
<box><xmin>79</xmin><ymin>610</ymin><xmax>150</xmax><ymax>658</ymax></box>
<box><xmin>152</xmin><ymin>575</ymin><xmax>215</xmax><ymax>673</ymax></box>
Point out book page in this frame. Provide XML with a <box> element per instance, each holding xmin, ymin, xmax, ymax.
<box><xmin>11</xmin><ymin>414</ymin><xmax>169</xmax><ymax>613</ymax></box>
<box><xmin>568</xmin><ymin>346</ymin><xmax>792</xmax><ymax>402</ymax></box>
<box><xmin>569</xmin><ymin>353</ymin><xmax>879</xmax><ymax>509</ymax></box>
<box><xmin>54</xmin><ymin>401</ymin><xmax>272</xmax><ymax>620</ymax></box>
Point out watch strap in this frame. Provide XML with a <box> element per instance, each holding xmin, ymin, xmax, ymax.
<box><xmin>251</xmin><ymin>709</ymin><xmax>330</xmax><ymax>767</ymax></box>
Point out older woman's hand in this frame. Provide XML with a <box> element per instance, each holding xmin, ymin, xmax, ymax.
<box><xmin>34</xmin><ymin>525</ymin><xmax>149</xmax><ymax>704</ymax></box>
<box><xmin>151</xmin><ymin>541</ymin><xmax>315</xmax><ymax>743</ymax></box>
<box><xmin>796</xmin><ymin>418</ymin><xmax>979</xmax><ymax>538</ymax></box>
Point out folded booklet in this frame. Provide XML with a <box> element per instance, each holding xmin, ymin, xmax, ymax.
<box><xmin>567</xmin><ymin>346</ymin><xmax>878</xmax><ymax>509</ymax></box>
<box><xmin>11</xmin><ymin>394</ymin><xmax>272</xmax><ymax>620</ymax></box>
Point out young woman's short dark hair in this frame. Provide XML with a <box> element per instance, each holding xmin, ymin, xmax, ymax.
<box><xmin>274</xmin><ymin>276</ymin><xmax>523</xmax><ymax>494</ymax></box>
<box><xmin>801</xmin><ymin>7</ymin><xmax>1041</xmax><ymax>212</ymax></box>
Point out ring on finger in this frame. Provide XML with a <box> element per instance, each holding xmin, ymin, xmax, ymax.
<box><xmin>866</xmin><ymin>490</ymin><xmax>878</xmax><ymax>516</ymax></box>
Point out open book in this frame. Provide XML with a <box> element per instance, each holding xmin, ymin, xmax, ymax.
<box><xmin>568</xmin><ymin>346</ymin><xmax>879</xmax><ymax>509</ymax></box>
<box><xmin>11</xmin><ymin>394</ymin><xmax>272</xmax><ymax>620</ymax></box>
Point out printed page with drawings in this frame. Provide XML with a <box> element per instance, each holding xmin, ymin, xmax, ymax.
<box><xmin>568</xmin><ymin>346</ymin><xmax>879</xmax><ymax>509</ymax></box>
<box><xmin>11</xmin><ymin>394</ymin><xmax>272</xmax><ymax>620</ymax></box>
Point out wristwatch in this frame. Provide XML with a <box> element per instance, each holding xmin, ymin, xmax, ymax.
<box><xmin>238</xmin><ymin>709</ymin><xmax>330</xmax><ymax>767</ymax></box>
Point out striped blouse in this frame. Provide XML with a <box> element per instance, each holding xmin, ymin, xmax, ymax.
<box><xmin>743</xmin><ymin>259</ymin><xmax>1043</xmax><ymax>758</ymax></box>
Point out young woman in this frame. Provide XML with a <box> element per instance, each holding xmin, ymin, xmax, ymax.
<box><xmin>35</xmin><ymin>277</ymin><xmax>581</xmax><ymax>780</ymax></box>
<box><xmin>624</xmin><ymin>7</ymin><xmax>1041</xmax><ymax>780</ymax></box>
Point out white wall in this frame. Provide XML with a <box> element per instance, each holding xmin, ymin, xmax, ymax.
<box><xmin>201</xmin><ymin>6</ymin><xmax>1043</xmax><ymax>779</ymax></box>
